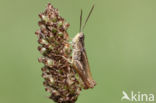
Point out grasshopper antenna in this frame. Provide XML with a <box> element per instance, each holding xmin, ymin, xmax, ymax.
<box><xmin>82</xmin><ymin>4</ymin><xmax>94</xmax><ymax>31</ymax></box>
<box><xmin>80</xmin><ymin>9</ymin><xmax>83</xmax><ymax>32</ymax></box>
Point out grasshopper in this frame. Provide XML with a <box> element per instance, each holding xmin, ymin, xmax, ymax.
<box><xmin>71</xmin><ymin>5</ymin><xmax>96</xmax><ymax>89</ymax></box>
<box><xmin>59</xmin><ymin>5</ymin><xmax>96</xmax><ymax>89</ymax></box>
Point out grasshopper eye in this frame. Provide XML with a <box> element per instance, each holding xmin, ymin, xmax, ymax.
<box><xmin>79</xmin><ymin>33</ymin><xmax>84</xmax><ymax>39</ymax></box>
<box><xmin>80</xmin><ymin>35</ymin><xmax>83</xmax><ymax>39</ymax></box>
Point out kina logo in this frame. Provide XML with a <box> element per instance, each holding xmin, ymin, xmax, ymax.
<box><xmin>121</xmin><ymin>91</ymin><xmax>154</xmax><ymax>102</ymax></box>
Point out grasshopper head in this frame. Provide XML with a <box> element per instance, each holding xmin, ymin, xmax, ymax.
<box><xmin>72</xmin><ymin>32</ymin><xmax>84</xmax><ymax>48</ymax></box>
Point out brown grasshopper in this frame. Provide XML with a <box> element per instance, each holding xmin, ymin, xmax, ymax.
<box><xmin>71</xmin><ymin>5</ymin><xmax>96</xmax><ymax>89</ymax></box>
<box><xmin>60</xmin><ymin>5</ymin><xmax>96</xmax><ymax>89</ymax></box>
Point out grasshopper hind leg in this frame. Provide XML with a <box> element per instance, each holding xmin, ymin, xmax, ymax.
<box><xmin>73</xmin><ymin>60</ymin><xmax>95</xmax><ymax>89</ymax></box>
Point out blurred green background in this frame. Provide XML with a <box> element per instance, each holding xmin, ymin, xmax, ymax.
<box><xmin>0</xmin><ymin>0</ymin><xmax>156</xmax><ymax>103</ymax></box>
